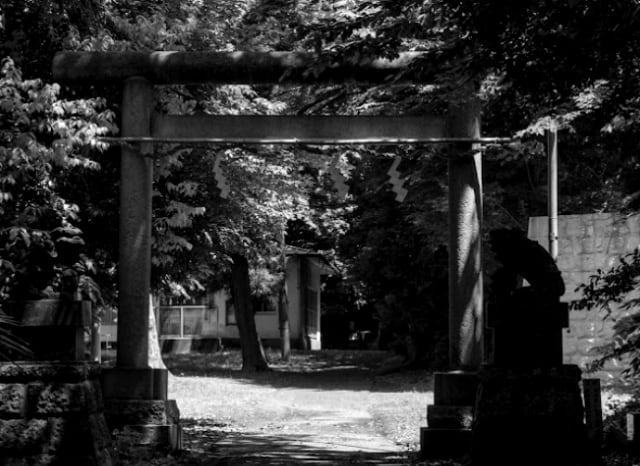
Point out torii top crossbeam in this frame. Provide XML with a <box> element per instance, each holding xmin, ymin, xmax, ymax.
<box><xmin>53</xmin><ymin>51</ymin><xmax>433</xmax><ymax>85</ymax></box>
<box><xmin>53</xmin><ymin>51</ymin><xmax>509</xmax><ymax>146</ymax></box>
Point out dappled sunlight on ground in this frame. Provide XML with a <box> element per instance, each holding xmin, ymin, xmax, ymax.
<box><xmin>162</xmin><ymin>350</ymin><xmax>435</xmax><ymax>464</ymax></box>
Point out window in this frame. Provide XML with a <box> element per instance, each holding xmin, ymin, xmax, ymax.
<box><xmin>158</xmin><ymin>307</ymin><xmax>181</xmax><ymax>336</ymax></box>
<box><xmin>158</xmin><ymin>306</ymin><xmax>206</xmax><ymax>337</ymax></box>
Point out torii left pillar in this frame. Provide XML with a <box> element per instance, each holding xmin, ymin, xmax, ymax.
<box><xmin>101</xmin><ymin>77</ymin><xmax>181</xmax><ymax>449</ymax></box>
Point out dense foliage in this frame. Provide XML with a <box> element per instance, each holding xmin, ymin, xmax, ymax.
<box><xmin>3</xmin><ymin>0</ymin><xmax>640</xmax><ymax>371</ymax></box>
<box><xmin>0</xmin><ymin>57</ymin><xmax>113</xmax><ymax>300</ymax></box>
<box><xmin>0</xmin><ymin>56</ymin><xmax>113</xmax><ymax>356</ymax></box>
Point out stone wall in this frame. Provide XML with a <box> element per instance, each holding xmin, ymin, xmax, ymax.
<box><xmin>528</xmin><ymin>213</ymin><xmax>640</xmax><ymax>382</ymax></box>
<box><xmin>0</xmin><ymin>362</ymin><xmax>117</xmax><ymax>465</ymax></box>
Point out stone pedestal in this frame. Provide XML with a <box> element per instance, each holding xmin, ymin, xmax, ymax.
<box><xmin>6</xmin><ymin>299</ymin><xmax>92</xmax><ymax>361</ymax></box>
<box><xmin>101</xmin><ymin>368</ymin><xmax>182</xmax><ymax>451</ymax></box>
<box><xmin>421</xmin><ymin>371</ymin><xmax>478</xmax><ymax>458</ymax></box>
<box><xmin>490</xmin><ymin>296</ymin><xmax>568</xmax><ymax>368</ymax></box>
<box><xmin>472</xmin><ymin>364</ymin><xmax>587</xmax><ymax>465</ymax></box>
<box><xmin>0</xmin><ymin>362</ymin><xmax>118</xmax><ymax>465</ymax></box>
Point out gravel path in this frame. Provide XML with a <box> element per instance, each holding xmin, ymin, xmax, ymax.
<box><xmin>165</xmin><ymin>353</ymin><xmax>433</xmax><ymax>465</ymax></box>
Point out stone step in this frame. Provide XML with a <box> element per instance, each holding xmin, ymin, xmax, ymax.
<box><xmin>0</xmin><ymin>362</ymin><xmax>117</xmax><ymax>465</ymax></box>
<box><xmin>427</xmin><ymin>404</ymin><xmax>473</xmax><ymax>429</ymax></box>
<box><xmin>433</xmin><ymin>371</ymin><xmax>478</xmax><ymax>406</ymax></box>
<box><xmin>115</xmin><ymin>423</ymin><xmax>183</xmax><ymax>451</ymax></box>
<box><xmin>420</xmin><ymin>427</ymin><xmax>471</xmax><ymax>459</ymax></box>
<box><xmin>104</xmin><ymin>399</ymin><xmax>180</xmax><ymax>426</ymax></box>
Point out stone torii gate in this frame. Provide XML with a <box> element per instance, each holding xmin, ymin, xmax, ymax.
<box><xmin>53</xmin><ymin>51</ymin><xmax>490</xmax><ymax>453</ymax></box>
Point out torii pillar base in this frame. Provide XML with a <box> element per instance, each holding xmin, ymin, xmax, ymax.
<box><xmin>101</xmin><ymin>368</ymin><xmax>182</xmax><ymax>451</ymax></box>
<box><xmin>420</xmin><ymin>371</ymin><xmax>478</xmax><ymax>459</ymax></box>
<box><xmin>104</xmin><ymin>76</ymin><xmax>182</xmax><ymax>452</ymax></box>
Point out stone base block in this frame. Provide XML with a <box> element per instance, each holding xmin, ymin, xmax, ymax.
<box><xmin>420</xmin><ymin>427</ymin><xmax>471</xmax><ymax>459</ymax></box>
<box><xmin>116</xmin><ymin>424</ymin><xmax>182</xmax><ymax>451</ymax></box>
<box><xmin>103</xmin><ymin>396</ymin><xmax>181</xmax><ymax>452</ymax></box>
<box><xmin>0</xmin><ymin>362</ymin><xmax>117</xmax><ymax>466</ymax></box>
<box><xmin>421</xmin><ymin>370</ymin><xmax>477</xmax><ymax>459</ymax></box>
<box><xmin>0</xmin><ymin>362</ymin><xmax>100</xmax><ymax>382</ymax></box>
<box><xmin>101</xmin><ymin>367</ymin><xmax>167</xmax><ymax>400</ymax></box>
<box><xmin>433</xmin><ymin>371</ymin><xmax>478</xmax><ymax>406</ymax></box>
<box><xmin>2</xmin><ymin>448</ymin><xmax>116</xmax><ymax>466</ymax></box>
<box><xmin>427</xmin><ymin>405</ymin><xmax>473</xmax><ymax>429</ymax></box>
<box><xmin>0</xmin><ymin>383</ymin><xmax>28</xmax><ymax>417</ymax></box>
<box><xmin>161</xmin><ymin>338</ymin><xmax>193</xmax><ymax>355</ymax></box>
<box><xmin>105</xmin><ymin>399</ymin><xmax>180</xmax><ymax>427</ymax></box>
<box><xmin>472</xmin><ymin>364</ymin><xmax>587</xmax><ymax>465</ymax></box>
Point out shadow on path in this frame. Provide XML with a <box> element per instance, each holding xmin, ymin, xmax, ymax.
<box><xmin>181</xmin><ymin>419</ymin><xmax>410</xmax><ymax>466</ymax></box>
<box><xmin>165</xmin><ymin>350</ymin><xmax>433</xmax><ymax>393</ymax></box>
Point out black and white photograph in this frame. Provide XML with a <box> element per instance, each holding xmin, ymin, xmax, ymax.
<box><xmin>1</xmin><ymin>1</ymin><xmax>639</xmax><ymax>464</ymax></box>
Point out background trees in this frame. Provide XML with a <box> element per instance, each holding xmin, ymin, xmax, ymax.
<box><xmin>0</xmin><ymin>54</ymin><xmax>113</xmax><ymax>357</ymax></box>
<box><xmin>0</xmin><ymin>57</ymin><xmax>114</xmax><ymax>300</ymax></box>
<box><xmin>295</xmin><ymin>0</ymin><xmax>640</xmax><ymax>369</ymax></box>
<box><xmin>3</xmin><ymin>0</ymin><xmax>640</xmax><ymax>372</ymax></box>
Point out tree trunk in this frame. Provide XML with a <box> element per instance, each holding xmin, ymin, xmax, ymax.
<box><xmin>278</xmin><ymin>284</ymin><xmax>291</xmax><ymax>361</ymax></box>
<box><xmin>299</xmin><ymin>257</ymin><xmax>309</xmax><ymax>350</ymax></box>
<box><xmin>278</xmin><ymin>225</ymin><xmax>291</xmax><ymax>361</ymax></box>
<box><xmin>231</xmin><ymin>254</ymin><xmax>269</xmax><ymax>372</ymax></box>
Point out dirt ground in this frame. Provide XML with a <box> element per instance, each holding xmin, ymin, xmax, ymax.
<box><xmin>124</xmin><ymin>350</ymin><xmax>441</xmax><ymax>465</ymax></box>
<box><xmin>115</xmin><ymin>349</ymin><xmax>638</xmax><ymax>465</ymax></box>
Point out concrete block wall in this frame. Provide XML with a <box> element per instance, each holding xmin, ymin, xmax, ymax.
<box><xmin>528</xmin><ymin>213</ymin><xmax>640</xmax><ymax>382</ymax></box>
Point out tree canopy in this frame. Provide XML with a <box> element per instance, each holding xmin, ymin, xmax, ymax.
<box><xmin>3</xmin><ymin>0</ymin><xmax>640</xmax><ymax>370</ymax></box>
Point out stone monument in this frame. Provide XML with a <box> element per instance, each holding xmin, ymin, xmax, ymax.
<box><xmin>472</xmin><ymin>228</ymin><xmax>587</xmax><ymax>465</ymax></box>
<box><xmin>0</xmin><ymin>295</ymin><xmax>118</xmax><ymax>465</ymax></box>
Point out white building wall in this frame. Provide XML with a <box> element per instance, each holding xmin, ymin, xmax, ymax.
<box><xmin>193</xmin><ymin>255</ymin><xmax>313</xmax><ymax>343</ymax></box>
<box><xmin>199</xmin><ymin>289</ymin><xmax>280</xmax><ymax>340</ymax></box>
<box><xmin>306</xmin><ymin>258</ymin><xmax>322</xmax><ymax>350</ymax></box>
<box><xmin>122</xmin><ymin>254</ymin><xmax>327</xmax><ymax>350</ymax></box>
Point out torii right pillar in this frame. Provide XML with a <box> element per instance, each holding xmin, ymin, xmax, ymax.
<box><xmin>421</xmin><ymin>100</ymin><xmax>483</xmax><ymax>458</ymax></box>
